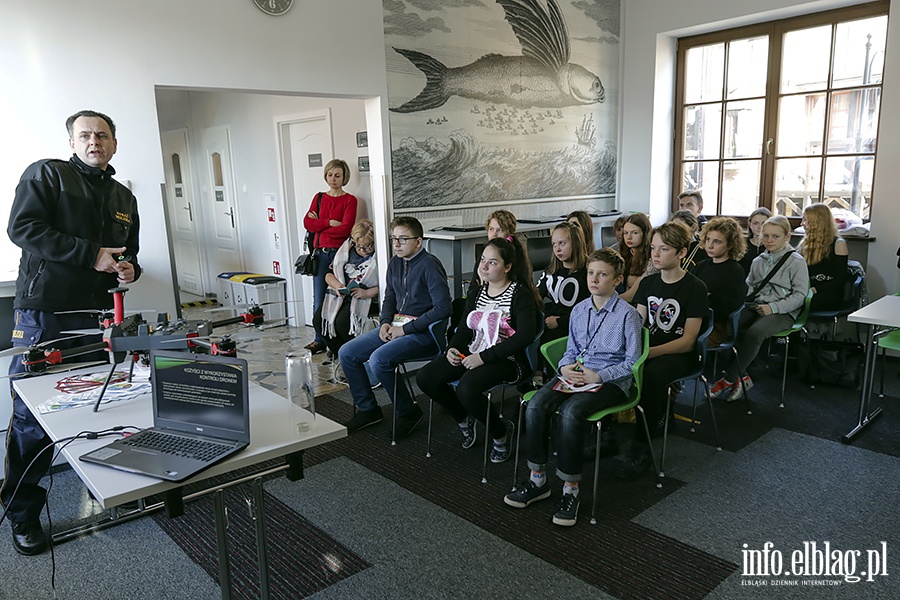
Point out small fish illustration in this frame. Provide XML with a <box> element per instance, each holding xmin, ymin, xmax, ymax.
<box><xmin>391</xmin><ymin>0</ymin><xmax>604</xmax><ymax>113</ymax></box>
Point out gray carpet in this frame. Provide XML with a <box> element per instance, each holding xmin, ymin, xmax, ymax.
<box><xmin>636</xmin><ymin>428</ymin><xmax>900</xmax><ymax>599</ymax></box>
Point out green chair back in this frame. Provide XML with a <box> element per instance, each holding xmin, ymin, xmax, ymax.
<box><xmin>772</xmin><ymin>287</ymin><xmax>814</xmax><ymax>338</ymax></box>
<box><xmin>585</xmin><ymin>327</ymin><xmax>651</xmax><ymax>423</ymax></box>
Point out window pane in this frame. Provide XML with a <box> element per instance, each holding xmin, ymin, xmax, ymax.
<box><xmin>826</xmin><ymin>88</ymin><xmax>880</xmax><ymax>154</ymax></box>
<box><xmin>824</xmin><ymin>155</ymin><xmax>872</xmax><ymax>219</ymax></box>
<box><xmin>212</xmin><ymin>152</ymin><xmax>224</xmax><ymax>187</ymax></box>
<box><xmin>681</xmin><ymin>162</ymin><xmax>720</xmax><ymax>205</ymax></box>
<box><xmin>724</xmin><ymin>99</ymin><xmax>764</xmax><ymax>158</ymax></box>
<box><xmin>775</xmin><ymin>157</ymin><xmax>822</xmax><ymax>216</ymax></box>
<box><xmin>721</xmin><ymin>159</ymin><xmax>761</xmax><ymax>215</ymax></box>
<box><xmin>171</xmin><ymin>153</ymin><xmax>183</xmax><ymax>184</ymax></box>
<box><xmin>684</xmin><ymin>105</ymin><xmax>722</xmax><ymax>160</ymax></box>
<box><xmin>781</xmin><ymin>25</ymin><xmax>831</xmax><ymax>94</ymax></box>
<box><xmin>727</xmin><ymin>36</ymin><xmax>769</xmax><ymax>99</ymax></box>
<box><xmin>777</xmin><ymin>93</ymin><xmax>826</xmax><ymax>156</ymax></box>
<box><xmin>685</xmin><ymin>43</ymin><xmax>725</xmax><ymax>103</ymax></box>
<box><xmin>832</xmin><ymin>16</ymin><xmax>888</xmax><ymax>89</ymax></box>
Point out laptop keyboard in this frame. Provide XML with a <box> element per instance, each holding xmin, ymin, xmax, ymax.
<box><xmin>123</xmin><ymin>430</ymin><xmax>233</xmax><ymax>462</ymax></box>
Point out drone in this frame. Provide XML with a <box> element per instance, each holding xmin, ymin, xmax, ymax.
<box><xmin>1</xmin><ymin>286</ymin><xmax>292</xmax><ymax>411</ymax></box>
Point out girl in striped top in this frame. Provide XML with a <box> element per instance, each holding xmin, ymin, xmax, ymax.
<box><xmin>417</xmin><ymin>236</ymin><xmax>540</xmax><ymax>463</ymax></box>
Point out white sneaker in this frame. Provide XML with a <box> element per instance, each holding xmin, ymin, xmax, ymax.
<box><xmin>726</xmin><ymin>376</ymin><xmax>753</xmax><ymax>402</ymax></box>
<box><xmin>709</xmin><ymin>377</ymin><xmax>734</xmax><ymax>399</ymax></box>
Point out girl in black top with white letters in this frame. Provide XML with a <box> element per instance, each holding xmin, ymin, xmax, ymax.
<box><xmin>536</xmin><ymin>222</ymin><xmax>590</xmax><ymax>345</ymax></box>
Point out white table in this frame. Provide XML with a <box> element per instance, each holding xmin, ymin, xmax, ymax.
<box><xmin>844</xmin><ymin>294</ymin><xmax>900</xmax><ymax>442</ymax></box>
<box><xmin>425</xmin><ymin>212</ymin><xmax>621</xmax><ymax>297</ymax></box>
<box><xmin>14</xmin><ymin>367</ymin><xmax>346</xmax><ymax>599</ymax></box>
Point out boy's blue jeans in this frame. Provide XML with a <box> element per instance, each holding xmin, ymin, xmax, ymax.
<box><xmin>338</xmin><ymin>328</ymin><xmax>438</xmax><ymax>416</ymax></box>
<box><xmin>525</xmin><ymin>378</ymin><xmax>626</xmax><ymax>482</ymax></box>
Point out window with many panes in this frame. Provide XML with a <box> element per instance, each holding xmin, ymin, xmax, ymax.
<box><xmin>674</xmin><ymin>1</ymin><xmax>888</xmax><ymax>220</ymax></box>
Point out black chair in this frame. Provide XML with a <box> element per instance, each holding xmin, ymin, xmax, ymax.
<box><xmin>660</xmin><ymin>309</ymin><xmax>721</xmax><ymax>477</ymax></box>
<box><xmin>708</xmin><ymin>305</ymin><xmax>752</xmax><ymax>415</ymax></box>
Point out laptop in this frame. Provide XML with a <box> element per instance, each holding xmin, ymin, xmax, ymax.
<box><xmin>80</xmin><ymin>350</ymin><xmax>251</xmax><ymax>482</ymax></box>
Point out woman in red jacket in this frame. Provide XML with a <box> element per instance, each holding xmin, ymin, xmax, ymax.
<box><xmin>303</xmin><ymin>159</ymin><xmax>358</xmax><ymax>353</ymax></box>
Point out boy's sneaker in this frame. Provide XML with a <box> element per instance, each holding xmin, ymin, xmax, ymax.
<box><xmin>552</xmin><ymin>493</ymin><xmax>580</xmax><ymax>526</ymax></box>
<box><xmin>490</xmin><ymin>420</ymin><xmax>516</xmax><ymax>463</ymax></box>
<box><xmin>460</xmin><ymin>417</ymin><xmax>477</xmax><ymax>449</ymax></box>
<box><xmin>726</xmin><ymin>375</ymin><xmax>753</xmax><ymax>402</ymax></box>
<box><xmin>709</xmin><ymin>377</ymin><xmax>733</xmax><ymax>399</ymax></box>
<box><xmin>343</xmin><ymin>408</ymin><xmax>383</xmax><ymax>433</ymax></box>
<box><xmin>504</xmin><ymin>480</ymin><xmax>551</xmax><ymax>508</ymax></box>
<box><xmin>392</xmin><ymin>404</ymin><xmax>424</xmax><ymax>441</ymax></box>
<box><xmin>614</xmin><ymin>441</ymin><xmax>652</xmax><ymax>480</ymax></box>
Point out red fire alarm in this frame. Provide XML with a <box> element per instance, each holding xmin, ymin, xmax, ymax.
<box><xmin>273</xmin><ymin>261</ymin><xmax>281</xmax><ymax>275</ymax></box>
<box><xmin>267</xmin><ymin>207</ymin><xmax>276</xmax><ymax>222</ymax></box>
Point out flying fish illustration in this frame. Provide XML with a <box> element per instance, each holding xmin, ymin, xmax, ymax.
<box><xmin>390</xmin><ymin>0</ymin><xmax>605</xmax><ymax>113</ymax></box>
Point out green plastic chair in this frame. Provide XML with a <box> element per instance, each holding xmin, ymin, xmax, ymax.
<box><xmin>512</xmin><ymin>329</ymin><xmax>659</xmax><ymax>525</ymax></box>
<box><xmin>877</xmin><ymin>289</ymin><xmax>900</xmax><ymax>397</ymax></box>
<box><xmin>769</xmin><ymin>288</ymin><xmax>814</xmax><ymax>408</ymax></box>
<box><xmin>584</xmin><ymin>328</ymin><xmax>657</xmax><ymax>524</ymax></box>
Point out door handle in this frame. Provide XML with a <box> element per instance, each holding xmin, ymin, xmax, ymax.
<box><xmin>183</xmin><ymin>202</ymin><xmax>193</xmax><ymax>222</ymax></box>
<box><xmin>225</xmin><ymin>207</ymin><xmax>235</xmax><ymax>228</ymax></box>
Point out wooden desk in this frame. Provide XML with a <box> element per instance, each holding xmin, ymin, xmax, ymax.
<box><xmin>14</xmin><ymin>367</ymin><xmax>346</xmax><ymax>599</ymax></box>
<box><xmin>844</xmin><ymin>294</ymin><xmax>900</xmax><ymax>442</ymax></box>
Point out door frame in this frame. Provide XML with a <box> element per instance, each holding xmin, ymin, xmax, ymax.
<box><xmin>274</xmin><ymin>109</ymin><xmax>334</xmax><ymax>323</ymax></box>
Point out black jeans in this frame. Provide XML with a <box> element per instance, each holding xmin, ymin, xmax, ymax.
<box><xmin>525</xmin><ymin>379</ymin><xmax>627</xmax><ymax>482</ymax></box>
<box><xmin>416</xmin><ymin>355</ymin><xmax>519</xmax><ymax>440</ymax></box>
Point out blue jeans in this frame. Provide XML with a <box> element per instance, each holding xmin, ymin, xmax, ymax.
<box><xmin>338</xmin><ymin>327</ymin><xmax>438</xmax><ymax>416</ymax></box>
<box><xmin>311</xmin><ymin>248</ymin><xmax>338</xmax><ymax>344</ymax></box>
<box><xmin>525</xmin><ymin>378</ymin><xmax>626</xmax><ymax>482</ymax></box>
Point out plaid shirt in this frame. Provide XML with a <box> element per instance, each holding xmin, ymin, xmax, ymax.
<box><xmin>561</xmin><ymin>294</ymin><xmax>642</xmax><ymax>394</ymax></box>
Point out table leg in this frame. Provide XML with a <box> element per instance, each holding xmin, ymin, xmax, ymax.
<box><xmin>213</xmin><ymin>489</ymin><xmax>233</xmax><ymax>600</ymax></box>
<box><xmin>252</xmin><ymin>477</ymin><xmax>271</xmax><ymax>600</ymax></box>
<box><xmin>842</xmin><ymin>323</ymin><xmax>883</xmax><ymax>443</ymax></box>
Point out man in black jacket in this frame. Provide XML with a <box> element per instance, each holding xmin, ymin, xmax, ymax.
<box><xmin>2</xmin><ymin>110</ymin><xmax>141</xmax><ymax>555</ymax></box>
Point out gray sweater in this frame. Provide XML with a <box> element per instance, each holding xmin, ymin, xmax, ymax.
<box><xmin>746</xmin><ymin>245</ymin><xmax>809</xmax><ymax>318</ymax></box>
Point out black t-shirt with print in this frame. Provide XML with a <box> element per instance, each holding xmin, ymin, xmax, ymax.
<box><xmin>634</xmin><ymin>271</ymin><xmax>709</xmax><ymax>349</ymax></box>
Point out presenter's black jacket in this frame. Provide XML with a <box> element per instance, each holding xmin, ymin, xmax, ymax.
<box><xmin>8</xmin><ymin>154</ymin><xmax>142</xmax><ymax>312</ymax></box>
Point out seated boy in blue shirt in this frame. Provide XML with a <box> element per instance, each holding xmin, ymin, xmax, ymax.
<box><xmin>504</xmin><ymin>248</ymin><xmax>642</xmax><ymax>526</ymax></box>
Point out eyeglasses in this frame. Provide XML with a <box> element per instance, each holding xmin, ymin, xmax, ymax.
<box><xmin>355</xmin><ymin>241</ymin><xmax>375</xmax><ymax>252</ymax></box>
<box><xmin>389</xmin><ymin>236</ymin><xmax>420</xmax><ymax>246</ymax></box>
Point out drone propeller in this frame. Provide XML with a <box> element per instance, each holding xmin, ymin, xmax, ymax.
<box><xmin>55</xmin><ymin>308</ymin><xmax>153</xmax><ymax>316</ymax></box>
<box><xmin>204</xmin><ymin>299</ymin><xmax>303</xmax><ymax>312</ymax></box>
<box><xmin>59</xmin><ymin>328</ymin><xmax>105</xmax><ymax>336</ymax></box>
<box><xmin>0</xmin><ymin>333</ymin><xmax>101</xmax><ymax>359</ymax></box>
<box><xmin>2</xmin><ymin>361</ymin><xmax>108</xmax><ymax>380</ymax></box>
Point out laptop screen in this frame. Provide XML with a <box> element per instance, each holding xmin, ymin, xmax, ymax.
<box><xmin>150</xmin><ymin>351</ymin><xmax>250</xmax><ymax>441</ymax></box>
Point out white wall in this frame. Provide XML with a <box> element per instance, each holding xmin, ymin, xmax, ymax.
<box><xmin>620</xmin><ymin>0</ymin><xmax>900</xmax><ymax>297</ymax></box>
<box><xmin>0</xmin><ymin>0</ymin><xmax>389</xmax><ymax>315</ymax></box>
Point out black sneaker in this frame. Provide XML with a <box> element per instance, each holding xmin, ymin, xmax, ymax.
<box><xmin>460</xmin><ymin>416</ymin><xmax>477</xmax><ymax>449</ymax></box>
<box><xmin>552</xmin><ymin>493</ymin><xmax>580</xmax><ymax>526</ymax></box>
<box><xmin>490</xmin><ymin>420</ymin><xmax>516</xmax><ymax>463</ymax></box>
<box><xmin>343</xmin><ymin>408</ymin><xmax>383</xmax><ymax>433</ymax></box>
<box><xmin>614</xmin><ymin>441</ymin><xmax>652</xmax><ymax>480</ymax></box>
<box><xmin>322</xmin><ymin>350</ymin><xmax>334</xmax><ymax>366</ymax></box>
<box><xmin>504</xmin><ymin>480</ymin><xmax>551</xmax><ymax>508</ymax></box>
<box><xmin>392</xmin><ymin>404</ymin><xmax>424</xmax><ymax>441</ymax></box>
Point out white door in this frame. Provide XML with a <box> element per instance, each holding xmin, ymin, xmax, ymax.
<box><xmin>160</xmin><ymin>128</ymin><xmax>205</xmax><ymax>296</ymax></box>
<box><xmin>284</xmin><ymin>111</ymin><xmax>334</xmax><ymax>325</ymax></box>
<box><xmin>200</xmin><ymin>126</ymin><xmax>244</xmax><ymax>287</ymax></box>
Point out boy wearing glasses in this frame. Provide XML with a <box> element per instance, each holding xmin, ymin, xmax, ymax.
<box><xmin>339</xmin><ymin>216</ymin><xmax>452</xmax><ymax>440</ymax></box>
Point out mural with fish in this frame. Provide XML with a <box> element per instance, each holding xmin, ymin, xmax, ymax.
<box><xmin>384</xmin><ymin>0</ymin><xmax>619</xmax><ymax>210</ymax></box>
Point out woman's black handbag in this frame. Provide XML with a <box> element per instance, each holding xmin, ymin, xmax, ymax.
<box><xmin>294</xmin><ymin>245</ymin><xmax>317</xmax><ymax>276</ymax></box>
<box><xmin>294</xmin><ymin>192</ymin><xmax>323</xmax><ymax>276</ymax></box>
